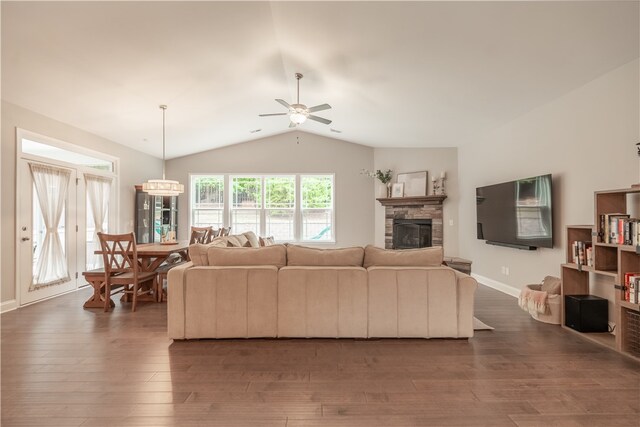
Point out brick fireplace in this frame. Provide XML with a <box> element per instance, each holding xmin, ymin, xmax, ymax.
<box><xmin>377</xmin><ymin>196</ymin><xmax>446</xmax><ymax>249</ymax></box>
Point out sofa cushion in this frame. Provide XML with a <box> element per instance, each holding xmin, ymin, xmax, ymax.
<box><xmin>207</xmin><ymin>244</ymin><xmax>287</xmax><ymax>268</ymax></box>
<box><xmin>243</xmin><ymin>231</ymin><xmax>260</xmax><ymax>248</ymax></box>
<box><xmin>189</xmin><ymin>237</ymin><xmax>228</xmax><ymax>266</ymax></box>
<box><xmin>287</xmin><ymin>245</ymin><xmax>365</xmax><ymax>267</ymax></box>
<box><xmin>363</xmin><ymin>245</ymin><xmax>443</xmax><ymax>268</ymax></box>
<box><xmin>541</xmin><ymin>276</ymin><xmax>561</xmax><ymax>295</ymax></box>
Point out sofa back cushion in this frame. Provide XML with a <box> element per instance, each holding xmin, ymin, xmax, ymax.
<box><xmin>207</xmin><ymin>244</ymin><xmax>287</xmax><ymax>268</ymax></box>
<box><xmin>363</xmin><ymin>245</ymin><xmax>443</xmax><ymax>268</ymax></box>
<box><xmin>189</xmin><ymin>237</ymin><xmax>228</xmax><ymax>266</ymax></box>
<box><xmin>287</xmin><ymin>245</ymin><xmax>365</xmax><ymax>267</ymax></box>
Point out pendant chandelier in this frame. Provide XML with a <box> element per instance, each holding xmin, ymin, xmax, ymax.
<box><xmin>142</xmin><ymin>105</ymin><xmax>184</xmax><ymax>196</ymax></box>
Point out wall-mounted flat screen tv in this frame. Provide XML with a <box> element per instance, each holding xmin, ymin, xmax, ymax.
<box><xmin>476</xmin><ymin>174</ymin><xmax>553</xmax><ymax>249</ymax></box>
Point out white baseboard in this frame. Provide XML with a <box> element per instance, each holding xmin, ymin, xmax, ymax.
<box><xmin>472</xmin><ymin>273</ymin><xmax>520</xmax><ymax>298</ymax></box>
<box><xmin>1</xmin><ymin>299</ymin><xmax>18</xmax><ymax>313</ymax></box>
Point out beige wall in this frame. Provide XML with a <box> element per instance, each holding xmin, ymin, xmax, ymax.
<box><xmin>457</xmin><ymin>59</ymin><xmax>640</xmax><ymax>315</ymax></box>
<box><xmin>166</xmin><ymin>131</ymin><xmax>376</xmax><ymax>248</ymax></box>
<box><xmin>1</xmin><ymin>101</ymin><xmax>163</xmax><ymax>304</ymax></box>
<box><xmin>373</xmin><ymin>148</ymin><xmax>459</xmax><ymax>255</ymax></box>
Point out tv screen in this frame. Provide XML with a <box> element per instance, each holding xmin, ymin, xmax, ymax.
<box><xmin>476</xmin><ymin>174</ymin><xmax>553</xmax><ymax>249</ymax></box>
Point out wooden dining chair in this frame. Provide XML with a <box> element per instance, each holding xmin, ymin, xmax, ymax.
<box><xmin>220</xmin><ymin>227</ymin><xmax>231</xmax><ymax>237</ymax></box>
<box><xmin>190</xmin><ymin>226</ymin><xmax>213</xmax><ymax>244</ymax></box>
<box><xmin>209</xmin><ymin>228</ymin><xmax>221</xmax><ymax>239</ymax></box>
<box><xmin>97</xmin><ymin>232</ymin><xmax>157</xmax><ymax>312</ymax></box>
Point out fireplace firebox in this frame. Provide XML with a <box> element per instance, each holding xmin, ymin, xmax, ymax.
<box><xmin>392</xmin><ymin>219</ymin><xmax>432</xmax><ymax>249</ymax></box>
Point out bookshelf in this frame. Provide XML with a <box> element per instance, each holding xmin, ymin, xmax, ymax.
<box><xmin>561</xmin><ymin>187</ymin><xmax>640</xmax><ymax>360</ymax></box>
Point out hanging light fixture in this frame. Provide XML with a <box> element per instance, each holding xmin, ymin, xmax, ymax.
<box><xmin>142</xmin><ymin>105</ymin><xmax>184</xmax><ymax>196</ymax></box>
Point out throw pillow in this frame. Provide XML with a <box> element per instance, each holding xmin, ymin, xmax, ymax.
<box><xmin>225</xmin><ymin>234</ymin><xmax>248</xmax><ymax>247</ymax></box>
<box><xmin>243</xmin><ymin>231</ymin><xmax>260</xmax><ymax>248</ymax></box>
<box><xmin>541</xmin><ymin>276</ymin><xmax>561</xmax><ymax>295</ymax></box>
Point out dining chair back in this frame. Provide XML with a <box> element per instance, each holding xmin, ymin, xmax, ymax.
<box><xmin>97</xmin><ymin>232</ymin><xmax>157</xmax><ymax>312</ymax></box>
<box><xmin>190</xmin><ymin>226</ymin><xmax>213</xmax><ymax>244</ymax></box>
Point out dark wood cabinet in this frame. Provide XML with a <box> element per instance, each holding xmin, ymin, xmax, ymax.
<box><xmin>134</xmin><ymin>185</ymin><xmax>178</xmax><ymax>244</ymax></box>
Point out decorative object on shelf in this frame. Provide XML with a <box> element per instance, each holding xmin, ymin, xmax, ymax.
<box><xmin>142</xmin><ymin>105</ymin><xmax>184</xmax><ymax>196</ymax></box>
<box><xmin>361</xmin><ymin>168</ymin><xmax>393</xmax><ymax>197</ymax></box>
<box><xmin>160</xmin><ymin>225</ymin><xmax>177</xmax><ymax>244</ymax></box>
<box><xmin>397</xmin><ymin>171</ymin><xmax>428</xmax><ymax>196</ymax></box>
<box><xmin>431</xmin><ymin>171</ymin><xmax>446</xmax><ymax>196</ymax></box>
<box><xmin>391</xmin><ymin>182</ymin><xmax>404</xmax><ymax>198</ymax></box>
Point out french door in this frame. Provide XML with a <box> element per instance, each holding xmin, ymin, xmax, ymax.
<box><xmin>18</xmin><ymin>160</ymin><xmax>79</xmax><ymax>305</ymax></box>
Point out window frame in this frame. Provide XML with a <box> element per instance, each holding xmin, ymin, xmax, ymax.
<box><xmin>188</xmin><ymin>173</ymin><xmax>335</xmax><ymax>244</ymax></box>
<box><xmin>264</xmin><ymin>175</ymin><xmax>296</xmax><ymax>242</ymax></box>
<box><xmin>299</xmin><ymin>174</ymin><xmax>336</xmax><ymax>243</ymax></box>
<box><xmin>189</xmin><ymin>174</ymin><xmax>225</xmax><ymax>231</ymax></box>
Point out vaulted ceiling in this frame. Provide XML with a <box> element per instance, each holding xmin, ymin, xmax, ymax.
<box><xmin>2</xmin><ymin>1</ymin><xmax>638</xmax><ymax>158</ymax></box>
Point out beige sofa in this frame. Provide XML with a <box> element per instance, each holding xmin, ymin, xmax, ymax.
<box><xmin>168</xmin><ymin>244</ymin><xmax>478</xmax><ymax>340</ymax></box>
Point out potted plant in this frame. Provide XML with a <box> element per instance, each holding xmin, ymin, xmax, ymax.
<box><xmin>362</xmin><ymin>169</ymin><xmax>394</xmax><ymax>197</ymax></box>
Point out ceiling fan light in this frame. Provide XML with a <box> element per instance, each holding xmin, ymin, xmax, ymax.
<box><xmin>290</xmin><ymin>112</ymin><xmax>307</xmax><ymax>124</ymax></box>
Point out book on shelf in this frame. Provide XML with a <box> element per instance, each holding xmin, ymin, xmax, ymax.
<box><xmin>624</xmin><ymin>272</ymin><xmax>640</xmax><ymax>303</ymax></box>
<box><xmin>629</xmin><ymin>277</ymin><xmax>640</xmax><ymax>304</ymax></box>
<box><xmin>598</xmin><ymin>213</ymin><xmax>639</xmax><ymax>244</ymax></box>
<box><xmin>571</xmin><ymin>240</ymin><xmax>593</xmax><ymax>267</ymax></box>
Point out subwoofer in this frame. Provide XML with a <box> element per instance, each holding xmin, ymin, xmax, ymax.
<box><xmin>564</xmin><ymin>295</ymin><xmax>608</xmax><ymax>333</ymax></box>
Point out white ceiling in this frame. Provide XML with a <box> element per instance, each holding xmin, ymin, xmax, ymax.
<box><xmin>2</xmin><ymin>1</ymin><xmax>638</xmax><ymax>159</ymax></box>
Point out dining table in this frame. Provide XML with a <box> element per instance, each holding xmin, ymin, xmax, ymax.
<box><xmin>83</xmin><ymin>240</ymin><xmax>190</xmax><ymax>308</ymax></box>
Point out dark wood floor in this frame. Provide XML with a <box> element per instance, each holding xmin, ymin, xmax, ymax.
<box><xmin>2</xmin><ymin>284</ymin><xmax>639</xmax><ymax>426</ymax></box>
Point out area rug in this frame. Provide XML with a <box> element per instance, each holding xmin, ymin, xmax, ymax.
<box><xmin>473</xmin><ymin>317</ymin><xmax>494</xmax><ymax>331</ymax></box>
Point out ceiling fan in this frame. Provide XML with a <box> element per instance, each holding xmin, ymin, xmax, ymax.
<box><xmin>259</xmin><ymin>73</ymin><xmax>332</xmax><ymax>128</ymax></box>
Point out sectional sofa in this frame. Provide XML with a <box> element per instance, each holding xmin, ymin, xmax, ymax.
<box><xmin>167</xmin><ymin>243</ymin><xmax>478</xmax><ymax>340</ymax></box>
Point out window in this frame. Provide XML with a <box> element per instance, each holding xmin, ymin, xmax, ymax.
<box><xmin>231</xmin><ymin>176</ymin><xmax>261</xmax><ymax>235</ymax></box>
<box><xmin>191</xmin><ymin>176</ymin><xmax>224</xmax><ymax>230</ymax></box>
<box><xmin>301</xmin><ymin>175</ymin><xmax>334</xmax><ymax>241</ymax></box>
<box><xmin>22</xmin><ymin>139</ymin><xmax>114</xmax><ymax>171</ymax></box>
<box><xmin>265</xmin><ymin>176</ymin><xmax>295</xmax><ymax>240</ymax></box>
<box><xmin>189</xmin><ymin>174</ymin><xmax>335</xmax><ymax>242</ymax></box>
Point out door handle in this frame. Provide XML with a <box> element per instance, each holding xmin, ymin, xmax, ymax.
<box><xmin>21</xmin><ymin>237</ymin><xmax>30</xmax><ymax>242</ymax></box>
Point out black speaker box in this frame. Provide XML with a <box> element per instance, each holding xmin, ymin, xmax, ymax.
<box><xmin>564</xmin><ymin>295</ymin><xmax>608</xmax><ymax>333</ymax></box>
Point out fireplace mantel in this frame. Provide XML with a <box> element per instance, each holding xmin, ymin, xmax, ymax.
<box><xmin>376</xmin><ymin>195</ymin><xmax>447</xmax><ymax>207</ymax></box>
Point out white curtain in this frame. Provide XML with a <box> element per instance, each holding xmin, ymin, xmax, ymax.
<box><xmin>29</xmin><ymin>163</ymin><xmax>71</xmax><ymax>289</ymax></box>
<box><xmin>85</xmin><ymin>174</ymin><xmax>112</xmax><ymax>269</ymax></box>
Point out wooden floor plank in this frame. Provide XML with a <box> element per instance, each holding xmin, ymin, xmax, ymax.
<box><xmin>1</xmin><ymin>284</ymin><xmax>638</xmax><ymax>426</ymax></box>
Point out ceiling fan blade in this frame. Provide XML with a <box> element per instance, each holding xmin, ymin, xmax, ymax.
<box><xmin>276</xmin><ymin>99</ymin><xmax>291</xmax><ymax>109</ymax></box>
<box><xmin>308</xmin><ymin>103</ymin><xmax>331</xmax><ymax>113</ymax></box>
<box><xmin>259</xmin><ymin>113</ymin><xmax>288</xmax><ymax>117</ymax></box>
<box><xmin>289</xmin><ymin>121</ymin><xmax>297</xmax><ymax>128</ymax></box>
<box><xmin>308</xmin><ymin>115</ymin><xmax>332</xmax><ymax>125</ymax></box>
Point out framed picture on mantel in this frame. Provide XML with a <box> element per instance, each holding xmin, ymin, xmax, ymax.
<box><xmin>391</xmin><ymin>183</ymin><xmax>404</xmax><ymax>198</ymax></box>
<box><xmin>397</xmin><ymin>171</ymin><xmax>428</xmax><ymax>196</ymax></box>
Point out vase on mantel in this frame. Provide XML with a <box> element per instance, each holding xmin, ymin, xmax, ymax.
<box><xmin>386</xmin><ymin>182</ymin><xmax>392</xmax><ymax>198</ymax></box>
